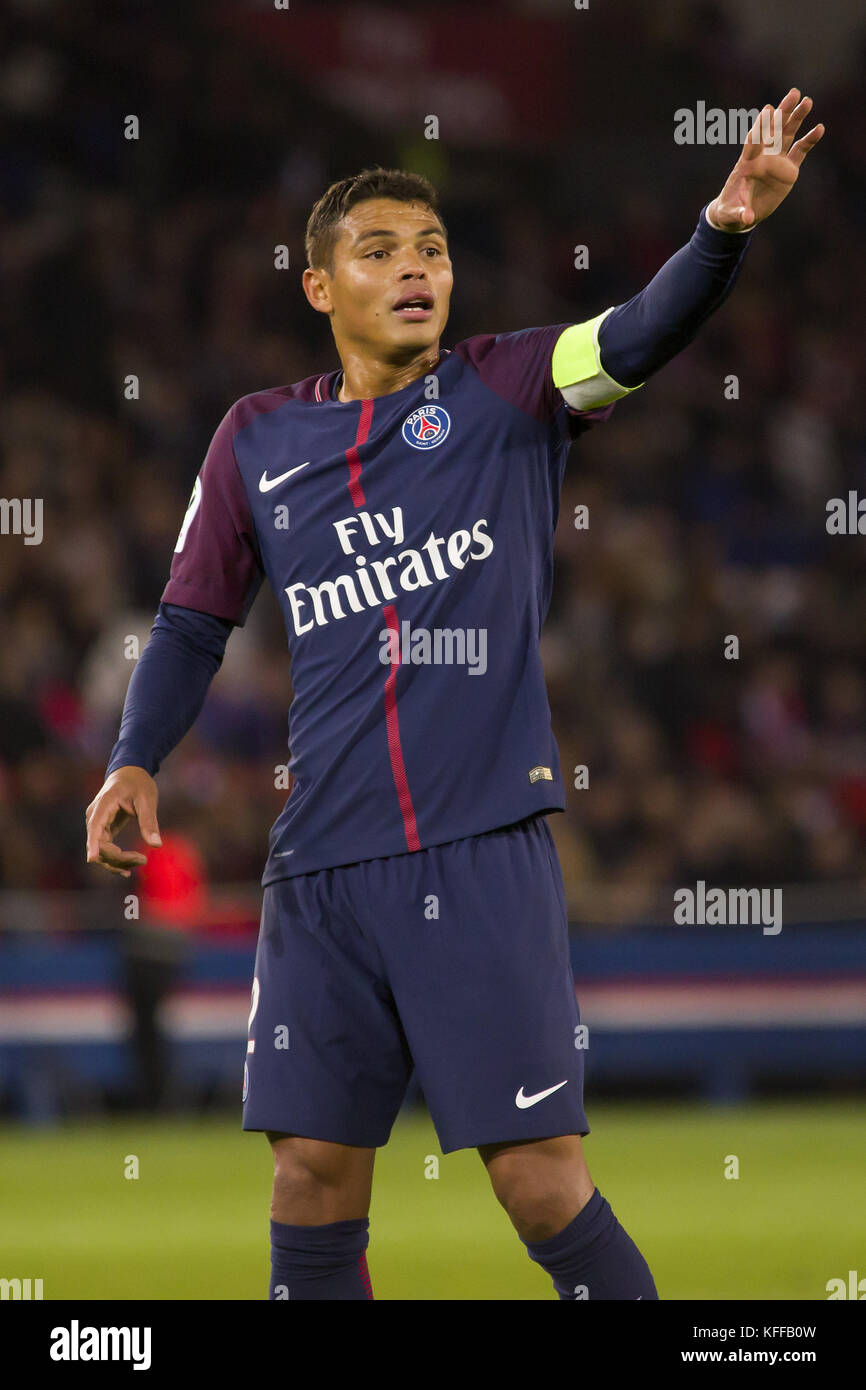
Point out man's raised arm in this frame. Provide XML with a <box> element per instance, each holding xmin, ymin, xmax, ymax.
<box><xmin>552</xmin><ymin>88</ymin><xmax>824</xmax><ymax>413</ymax></box>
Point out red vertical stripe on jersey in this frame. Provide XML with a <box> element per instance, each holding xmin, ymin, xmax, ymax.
<box><xmin>346</xmin><ymin>400</ymin><xmax>420</xmax><ymax>853</ymax></box>
<box><xmin>345</xmin><ymin>397</ymin><xmax>372</xmax><ymax>506</ymax></box>
<box><xmin>382</xmin><ymin>604</ymin><xmax>421</xmax><ymax>853</ymax></box>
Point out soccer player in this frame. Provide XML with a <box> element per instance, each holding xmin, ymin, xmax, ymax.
<box><xmin>86</xmin><ymin>90</ymin><xmax>823</xmax><ymax>1300</ymax></box>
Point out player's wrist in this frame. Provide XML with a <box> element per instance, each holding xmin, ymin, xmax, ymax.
<box><xmin>104</xmin><ymin>763</ymin><xmax>156</xmax><ymax>787</ymax></box>
<box><xmin>704</xmin><ymin>201</ymin><xmax>754</xmax><ymax>234</ymax></box>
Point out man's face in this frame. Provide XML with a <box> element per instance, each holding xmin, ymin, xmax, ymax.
<box><xmin>305</xmin><ymin>197</ymin><xmax>452</xmax><ymax>358</ymax></box>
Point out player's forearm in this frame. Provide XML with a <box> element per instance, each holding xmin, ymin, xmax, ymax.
<box><xmin>105</xmin><ymin>603</ymin><xmax>232</xmax><ymax>778</ymax></box>
<box><xmin>597</xmin><ymin>204</ymin><xmax>754</xmax><ymax>388</ymax></box>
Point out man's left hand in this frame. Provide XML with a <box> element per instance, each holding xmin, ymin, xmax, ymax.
<box><xmin>707</xmin><ymin>88</ymin><xmax>824</xmax><ymax>232</ymax></box>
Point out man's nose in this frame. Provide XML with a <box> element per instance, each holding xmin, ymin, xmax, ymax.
<box><xmin>397</xmin><ymin>253</ymin><xmax>428</xmax><ymax>277</ymax></box>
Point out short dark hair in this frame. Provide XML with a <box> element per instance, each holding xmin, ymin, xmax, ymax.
<box><xmin>305</xmin><ymin>167</ymin><xmax>444</xmax><ymax>272</ymax></box>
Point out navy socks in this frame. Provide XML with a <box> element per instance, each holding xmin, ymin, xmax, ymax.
<box><xmin>269</xmin><ymin>1217</ymin><xmax>373</xmax><ymax>1300</ymax></box>
<box><xmin>523</xmin><ymin>1188</ymin><xmax>658</xmax><ymax>1300</ymax></box>
<box><xmin>268</xmin><ymin>1192</ymin><xmax>656</xmax><ymax>1301</ymax></box>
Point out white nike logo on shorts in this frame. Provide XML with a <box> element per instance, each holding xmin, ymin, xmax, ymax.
<box><xmin>515</xmin><ymin>1080</ymin><xmax>568</xmax><ymax>1109</ymax></box>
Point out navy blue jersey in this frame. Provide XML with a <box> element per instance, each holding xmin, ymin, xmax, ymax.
<box><xmin>163</xmin><ymin>325</ymin><xmax>615</xmax><ymax>884</ymax></box>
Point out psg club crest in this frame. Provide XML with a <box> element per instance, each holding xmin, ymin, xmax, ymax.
<box><xmin>402</xmin><ymin>405</ymin><xmax>451</xmax><ymax>450</ymax></box>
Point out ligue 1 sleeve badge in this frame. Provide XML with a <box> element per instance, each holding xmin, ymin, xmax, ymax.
<box><xmin>402</xmin><ymin>404</ymin><xmax>451</xmax><ymax>450</ymax></box>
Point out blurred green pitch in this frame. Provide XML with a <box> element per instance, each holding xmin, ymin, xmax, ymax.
<box><xmin>1</xmin><ymin>1100</ymin><xmax>862</xmax><ymax>1300</ymax></box>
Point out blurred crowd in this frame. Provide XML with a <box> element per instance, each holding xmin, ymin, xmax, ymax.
<box><xmin>1</xmin><ymin>0</ymin><xmax>865</xmax><ymax>916</ymax></box>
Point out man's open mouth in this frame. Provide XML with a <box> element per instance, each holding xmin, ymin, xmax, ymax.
<box><xmin>393</xmin><ymin>293</ymin><xmax>434</xmax><ymax>320</ymax></box>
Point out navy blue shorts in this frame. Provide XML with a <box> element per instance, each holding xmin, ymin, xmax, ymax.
<box><xmin>241</xmin><ymin>813</ymin><xmax>589</xmax><ymax>1154</ymax></box>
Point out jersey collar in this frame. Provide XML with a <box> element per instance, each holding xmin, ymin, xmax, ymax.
<box><xmin>317</xmin><ymin>351</ymin><xmax>451</xmax><ymax>403</ymax></box>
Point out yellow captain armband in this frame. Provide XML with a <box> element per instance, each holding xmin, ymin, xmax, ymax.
<box><xmin>551</xmin><ymin>310</ymin><xmax>644</xmax><ymax>411</ymax></box>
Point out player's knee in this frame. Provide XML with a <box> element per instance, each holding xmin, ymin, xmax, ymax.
<box><xmin>481</xmin><ymin>1138</ymin><xmax>594</xmax><ymax>1242</ymax></box>
<box><xmin>267</xmin><ymin>1133</ymin><xmax>373</xmax><ymax>1221</ymax></box>
<box><xmin>270</xmin><ymin>1135</ymin><xmax>346</xmax><ymax>1192</ymax></box>
<box><xmin>271</xmin><ymin>1158</ymin><xmax>324</xmax><ymax>1212</ymax></box>
<box><xmin>492</xmin><ymin>1171</ymin><xmax>574</xmax><ymax>1241</ymax></box>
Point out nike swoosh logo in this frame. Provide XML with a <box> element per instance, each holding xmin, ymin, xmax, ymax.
<box><xmin>259</xmin><ymin>463</ymin><xmax>310</xmax><ymax>492</ymax></box>
<box><xmin>515</xmin><ymin>1080</ymin><xmax>568</xmax><ymax>1109</ymax></box>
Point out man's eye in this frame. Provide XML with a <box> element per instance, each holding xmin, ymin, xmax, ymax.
<box><xmin>365</xmin><ymin>249</ymin><xmax>387</xmax><ymax>259</ymax></box>
<box><xmin>423</xmin><ymin>247</ymin><xmax>441</xmax><ymax>257</ymax></box>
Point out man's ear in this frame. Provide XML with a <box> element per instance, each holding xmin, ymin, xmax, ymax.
<box><xmin>302</xmin><ymin>266</ymin><xmax>333</xmax><ymax>315</ymax></box>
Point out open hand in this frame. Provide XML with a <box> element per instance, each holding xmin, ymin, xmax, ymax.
<box><xmin>707</xmin><ymin>88</ymin><xmax>824</xmax><ymax>232</ymax></box>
